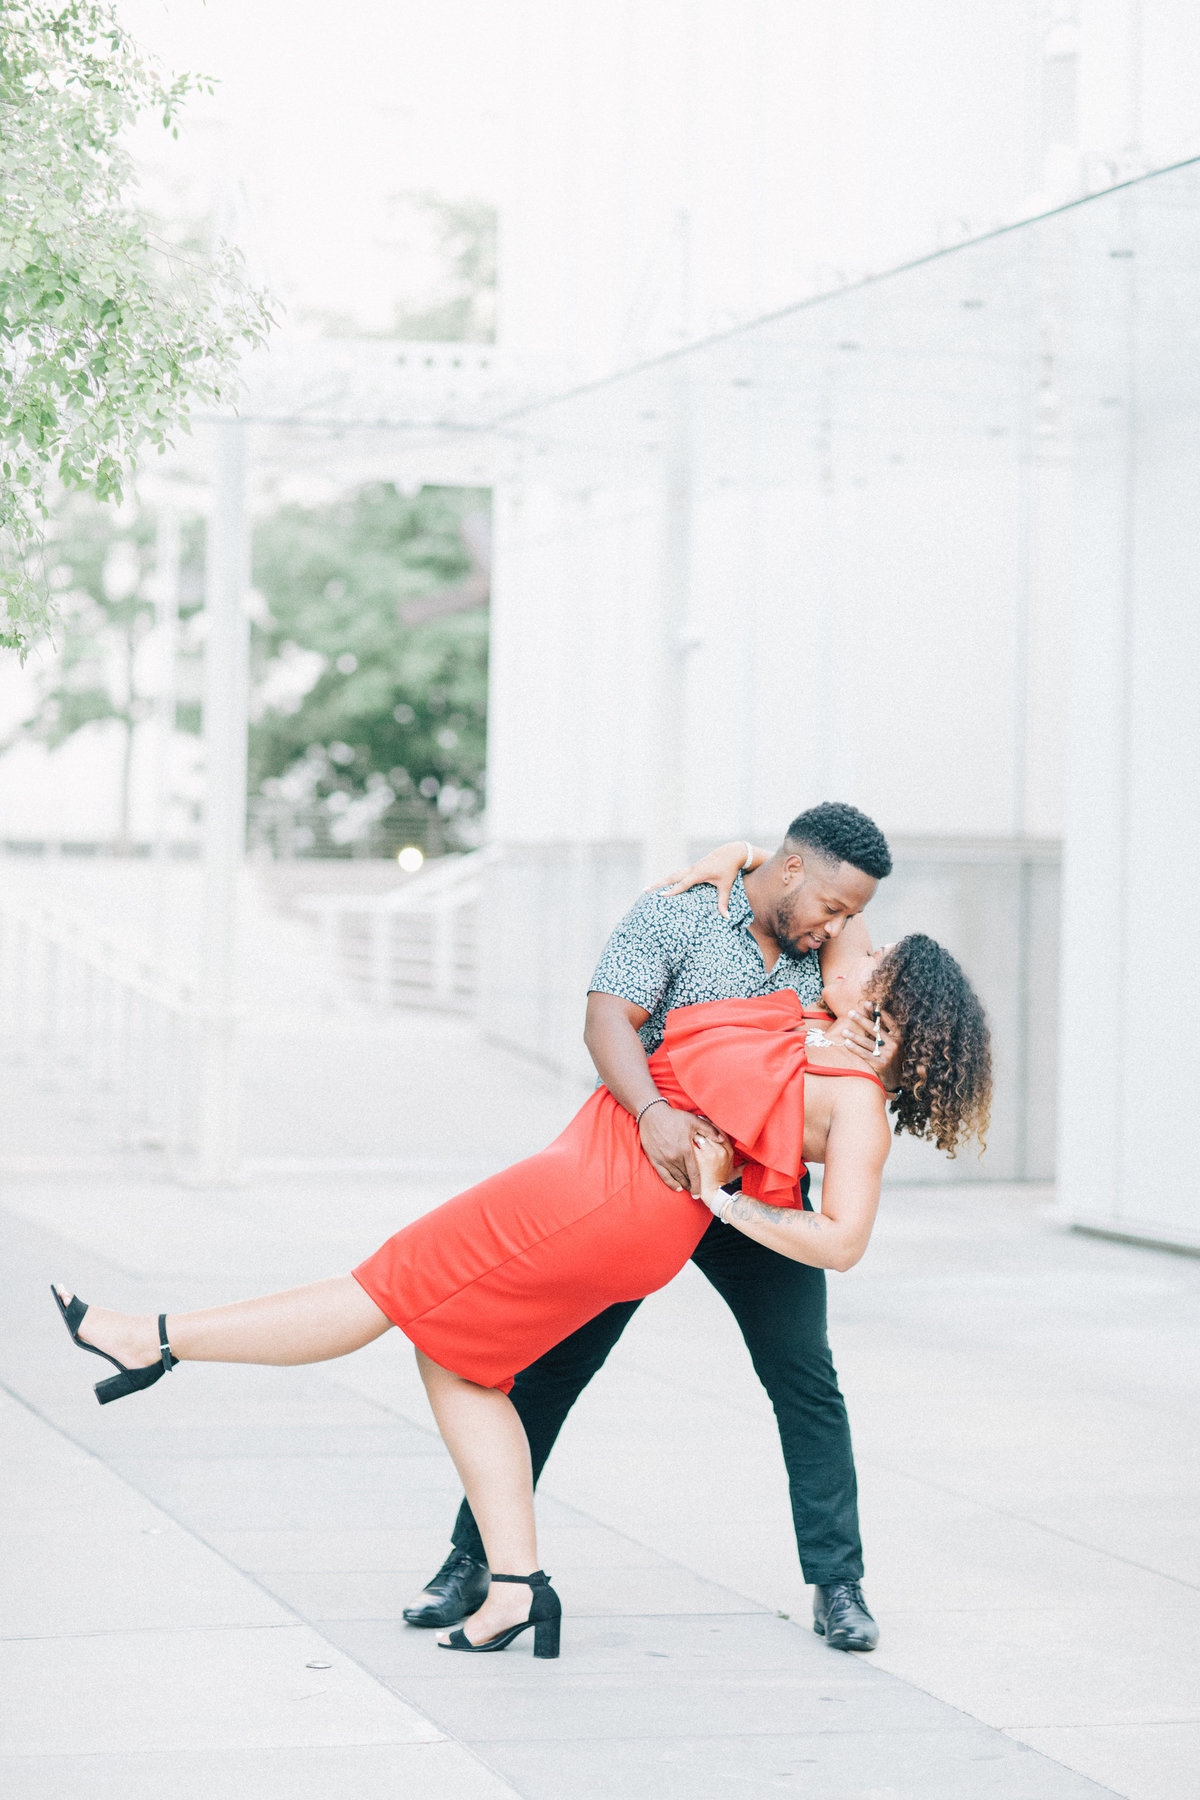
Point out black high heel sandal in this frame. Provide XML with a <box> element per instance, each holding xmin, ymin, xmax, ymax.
<box><xmin>438</xmin><ymin>1570</ymin><xmax>561</xmax><ymax>1658</ymax></box>
<box><xmin>51</xmin><ymin>1286</ymin><xmax>178</xmax><ymax>1406</ymax></box>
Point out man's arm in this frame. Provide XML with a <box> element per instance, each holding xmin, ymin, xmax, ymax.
<box><xmin>818</xmin><ymin>912</ymin><xmax>871</xmax><ymax>982</ymax></box>
<box><xmin>584</xmin><ymin>991</ymin><xmax>726</xmax><ymax>1196</ymax></box>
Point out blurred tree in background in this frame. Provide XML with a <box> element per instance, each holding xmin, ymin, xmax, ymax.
<box><xmin>249</xmin><ymin>483</ymin><xmax>489</xmax><ymax>857</ymax></box>
<box><xmin>4</xmin><ymin>491</ymin><xmax>205</xmax><ymax>849</ymax></box>
<box><xmin>0</xmin><ymin>1</ymin><xmax>268</xmax><ymax>654</ymax></box>
<box><xmin>5</xmin><ymin>481</ymin><xmax>486</xmax><ymax>859</ymax></box>
<box><xmin>390</xmin><ymin>197</ymin><xmax>497</xmax><ymax>343</ymax></box>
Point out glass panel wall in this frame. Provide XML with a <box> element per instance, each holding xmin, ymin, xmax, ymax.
<box><xmin>483</xmin><ymin>158</ymin><xmax>1200</xmax><ymax>1228</ymax></box>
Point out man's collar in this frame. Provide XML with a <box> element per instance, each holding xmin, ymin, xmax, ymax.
<box><xmin>727</xmin><ymin>872</ymin><xmax>754</xmax><ymax>927</ymax></box>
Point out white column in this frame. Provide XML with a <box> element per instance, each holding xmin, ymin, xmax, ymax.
<box><xmin>194</xmin><ymin>421</ymin><xmax>249</xmax><ymax>1185</ymax></box>
<box><xmin>150</xmin><ymin>505</ymin><xmax>181</xmax><ymax>972</ymax></box>
<box><xmin>151</xmin><ymin>506</ymin><xmax>181</xmax><ymax>857</ymax></box>
<box><xmin>643</xmin><ymin>388</ymin><xmax>693</xmax><ymax>883</ymax></box>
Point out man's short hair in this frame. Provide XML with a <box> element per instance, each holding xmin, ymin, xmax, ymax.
<box><xmin>784</xmin><ymin>802</ymin><xmax>892</xmax><ymax>880</ymax></box>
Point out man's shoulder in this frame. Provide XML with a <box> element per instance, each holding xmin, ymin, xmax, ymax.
<box><xmin>616</xmin><ymin>881</ymin><xmax>725</xmax><ymax>941</ymax></box>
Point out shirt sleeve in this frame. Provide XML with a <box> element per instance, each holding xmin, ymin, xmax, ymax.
<box><xmin>588</xmin><ymin>889</ymin><xmax>683</xmax><ymax>1015</ymax></box>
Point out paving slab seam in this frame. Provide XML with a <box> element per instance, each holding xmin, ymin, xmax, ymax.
<box><xmin>44</xmin><ymin>1355</ymin><xmax>1154</xmax><ymax>1800</ymax></box>
<box><xmin>5</xmin><ymin>1192</ymin><xmax>1166</xmax><ymax>1800</ymax></box>
<box><xmin>338</xmin><ymin>1620</ymin><xmax>773</xmax><ymax>1634</ymax></box>
<box><xmin>1</xmin><ymin>1381</ymin><xmax>520</xmax><ymax>1797</ymax></box>
<box><xmin>994</xmin><ymin>1737</ymin><xmax>1132</xmax><ymax>1800</ymax></box>
<box><xmin>306</xmin><ymin>1364</ymin><xmax>809</xmax><ymax>1608</ymax></box>
<box><xmin>464</xmin><ymin>1727</ymin><xmax>1121</xmax><ymax>1750</ymax></box>
<box><xmin>853</xmin><ymin>1456</ymin><xmax>1200</xmax><ymax>1594</ymax></box>
<box><xmin>8</xmin><ymin>1371</ymin><xmax>1108</xmax><ymax>1796</ymax></box>
<box><xmin>999</xmin><ymin>1717</ymin><xmax>1200</xmax><ymax>1730</ymax></box>
<box><xmin>617</xmin><ymin>1323</ymin><xmax>1198</xmax><ymax>1447</ymax></box>
<box><xmin>0</xmin><ymin>1622</ymin><xmax>309</xmax><ymax>1645</ymax></box>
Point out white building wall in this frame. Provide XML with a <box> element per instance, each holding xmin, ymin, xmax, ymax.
<box><xmin>483</xmin><ymin>4</ymin><xmax>1200</xmax><ymax>1208</ymax></box>
<box><xmin>501</xmin><ymin>0</ymin><xmax>1042</xmax><ymax>367</ymax></box>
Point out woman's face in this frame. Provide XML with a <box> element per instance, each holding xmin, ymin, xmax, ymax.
<box><xmin>821</xmin><ymin>943</ymin><xmax>895</xmax><ymax>1016</ymax></box>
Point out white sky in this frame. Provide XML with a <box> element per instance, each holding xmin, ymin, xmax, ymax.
<box><xmin>117</xmin><ymin>0</ymin><xmax>513</xmax><ymax>332</ymax></box>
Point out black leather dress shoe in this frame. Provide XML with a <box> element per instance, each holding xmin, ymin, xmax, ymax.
<box><xmin>813</xmin><ymin>1580</ymin><xmax>879</xmax><ymax>1651</ymax></box>
<box><xmin>403</xmin><ymin>1551</ymin><xmax>490</xmax><ymax>1628</ymax></box>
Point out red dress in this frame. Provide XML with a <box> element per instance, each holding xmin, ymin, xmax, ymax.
<box><xmin>352</xmin><ymin>991</ymin><xmax>884</xmax><ymax>1390</ymax></box>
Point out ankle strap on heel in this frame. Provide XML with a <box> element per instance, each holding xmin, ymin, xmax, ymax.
<box><xmin>490</xmin><ymin>1570</ymin><xmax>550</xmax><ymax>1587</ymax></box>
<box><xmin>158</xmin><ymin>1315</ymin><xmax>177</xmax><ymax>1373</ymax></box>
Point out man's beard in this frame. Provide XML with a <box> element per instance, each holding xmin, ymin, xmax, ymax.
<box><xmin>777</xmin><ymin>928</ymin><xmax>814</xmax><ymax>959</ymax></box>
<box><xmin>775</xmin><ymin>896</ymin><xmax>818</xmax><ymax>960</ymax></box>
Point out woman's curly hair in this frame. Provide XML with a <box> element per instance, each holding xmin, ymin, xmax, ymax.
<box><xmin>869</xmin><ymin>934</ymin><xmax>992</xmax><ymax>1157</ymax></box>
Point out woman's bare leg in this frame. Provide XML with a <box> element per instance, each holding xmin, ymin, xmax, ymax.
<box><xmin>416</xmin><ymin>1349</ymin><xmax>542</xmax><ymax>1645</ymax></box>
<box><xmin>53</xmin><ymin>1278</ymin><xmax>392</xmax><ymax>1370</ymax></box>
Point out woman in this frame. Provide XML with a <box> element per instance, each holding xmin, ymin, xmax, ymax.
<box><xmin>52</xmin><ymin>933</ymin><xmax>990</xmax><ymax>1660</ymax></box>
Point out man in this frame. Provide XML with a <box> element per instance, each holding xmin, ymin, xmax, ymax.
<box><xmin>404</xmin><ymin>800</ymin><xmax>895</xmax><ymax>1651</ymax></box>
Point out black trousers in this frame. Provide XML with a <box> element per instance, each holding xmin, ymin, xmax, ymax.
<box><xmin>449</xmin><ymin>1212</ymin><xmax>864</xmax><ymax>1587</ymax></box>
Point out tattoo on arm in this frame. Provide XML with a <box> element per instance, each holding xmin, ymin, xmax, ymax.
<box><xmin>726</xmin><ymin>1193</ymin><xmax>826</xmax><ymax>1230</ymax></box>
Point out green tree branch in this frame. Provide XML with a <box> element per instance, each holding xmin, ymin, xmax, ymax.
<box><xmin>0</xmin><ymin>0</ymin><xmax>270</xmax><ymax>653</ymax></box>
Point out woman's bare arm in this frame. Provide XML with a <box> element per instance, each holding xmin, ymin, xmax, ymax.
<box><xmin>643</xmin><ymin>840</ymin><xmax>767</xmax><ymax>918</ymax></box>
<box><xmin>694</xmin><ymin>1087</ymin><xmax>891</xmax><ymax>1272</ymax></box>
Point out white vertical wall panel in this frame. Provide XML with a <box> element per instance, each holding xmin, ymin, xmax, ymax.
<box><xmin>1058</xmin><ymin>175</ymin><xmax>1200</xmax><ymax>1246</ymax></box>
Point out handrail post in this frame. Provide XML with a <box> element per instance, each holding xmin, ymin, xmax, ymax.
<box><xmin>370</xmin><ymin>906</ymin><xmax>390</xmax><ymax>1010</ymax></box>
<box><xmin>432</xmin><ymin>904</ymin><xmax>455</xmax><ymax>1006</ymax></box>
<box><xmin>194</xmin><ymin>419</ymin><xmax>249</xmax><ymax>1184</ymax></box>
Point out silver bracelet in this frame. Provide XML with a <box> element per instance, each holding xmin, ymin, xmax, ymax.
<box><xmin>636</xmin><ymin>1096</ymin><xmax>669</xmax><ymax>1128</ymax></box>
<box><xmin>740</xmin><ymin>840</ymin><xmax>754</xmax><ymax>870</ymax></box>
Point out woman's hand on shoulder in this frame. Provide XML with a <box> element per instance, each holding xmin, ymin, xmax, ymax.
<box><xmin>644</xmin><ymin>840</ymin><xmax>763</xmax><ymax>919</ymax></box>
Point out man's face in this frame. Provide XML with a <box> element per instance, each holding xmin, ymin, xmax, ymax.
<box><xmin>774</xmin><ymin>855</ymin><xmax>878</xmax><ymax>958</ymax></box>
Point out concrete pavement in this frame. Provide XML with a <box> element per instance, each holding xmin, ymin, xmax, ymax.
<box><xmin>2</xmin><ymin>1011</ymin><xmax>1197</xmax><ymax>1799</ymax></box>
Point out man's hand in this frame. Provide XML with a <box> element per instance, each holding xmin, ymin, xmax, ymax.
<box><xmin>644</xmin><ymin>840</ymin><xmax>763</xmax><ymax>919</ymax></box>
<box><xmin>640</xmin><ymin>1104</ymin><xmax>730</xmax><ymax>1194</ymax></box>
<box><xmin>835</xmin><ymin>1007</ymin><xmax>901</xmax><ymax>1092</ymax></box>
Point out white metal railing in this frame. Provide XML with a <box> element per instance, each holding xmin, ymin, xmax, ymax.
<box><xmin>0</xmin><ymin>894</ymin><xmax>202</xmax><ymax>1167</ymax></box>
<box><xmin>295</xmin><ymin>849</ymin><xmax>491</xmax><ymax>1013</ymax></box>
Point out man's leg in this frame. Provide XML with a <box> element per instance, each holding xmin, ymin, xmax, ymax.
<box><xmin>404</xmin><ymin>1299</ymin><xmax>641</xmax><ymax>1625</ymax></box>
<box><xmin>690</xmin><ymin>1218</ymin><xmax>878</xmax><ymax>1648</ymax></box>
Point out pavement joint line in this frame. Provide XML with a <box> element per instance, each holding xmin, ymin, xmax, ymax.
<box><xmin>3</xmin><ymin>1373</ymin><xmax>1057</xmax><ymax>1783</ymax></box>
<box><xmin>1001</xmin><ymin>1719</ymin><xmax>1200</xmax><ymax>1730</ymax></box>
<box><xmin>318</xmin><ymin>1610</ymin><xmax>774</xmax><ymax>1624</ymax></box>
<box><xmin>22</xmin><ymin>1216</ymin><xmax>156</xmax><ymax>1286</ymax></box>
<box><xmin>458</xmin><ymin>1725</ymin><xmax>1077</xmax><ymax>1744</ymax></box>
<box><xmin>995</xmin><ymin>1737</ymin><xmax>1131</xmax><ymax>1800</ymax></box>
<box><xmin>0</xmin><ymin>1380</ymin><xmax>506</xmax><ymax>1780</ymax></box>
<box><xmin>856</xmin><ymin>1454</ymin><xmax>1200</xmax><ymax>1594</ymax></box>
<box><xmin>453</xmin><ymin>1722</ymin><xmax>1127</xmax><ymax>1800</ymax></box>
<box><xmin>0</xmin><ymin>1623</ymin><xmax>312</xmax><ymax>1644</ymax></box>
<box><xmin>9</xmin><ymin>1202</ymin><xmax>1181</xmax><ymax>1800</ymax></box>
<box><xmin>25</xmin><ymin>1282</ymin><xmax>798</xmax><ymax>1617</ymax></box>
<box><xmin>294</xmin><ymin>1364</ymin><xmax>818</xmax><ymax>1606</ymax></box>
<box><xmin>530</xmin><ymin>1348</ymin><xmax>1200</xmax><ymax>1594</ymax></box>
